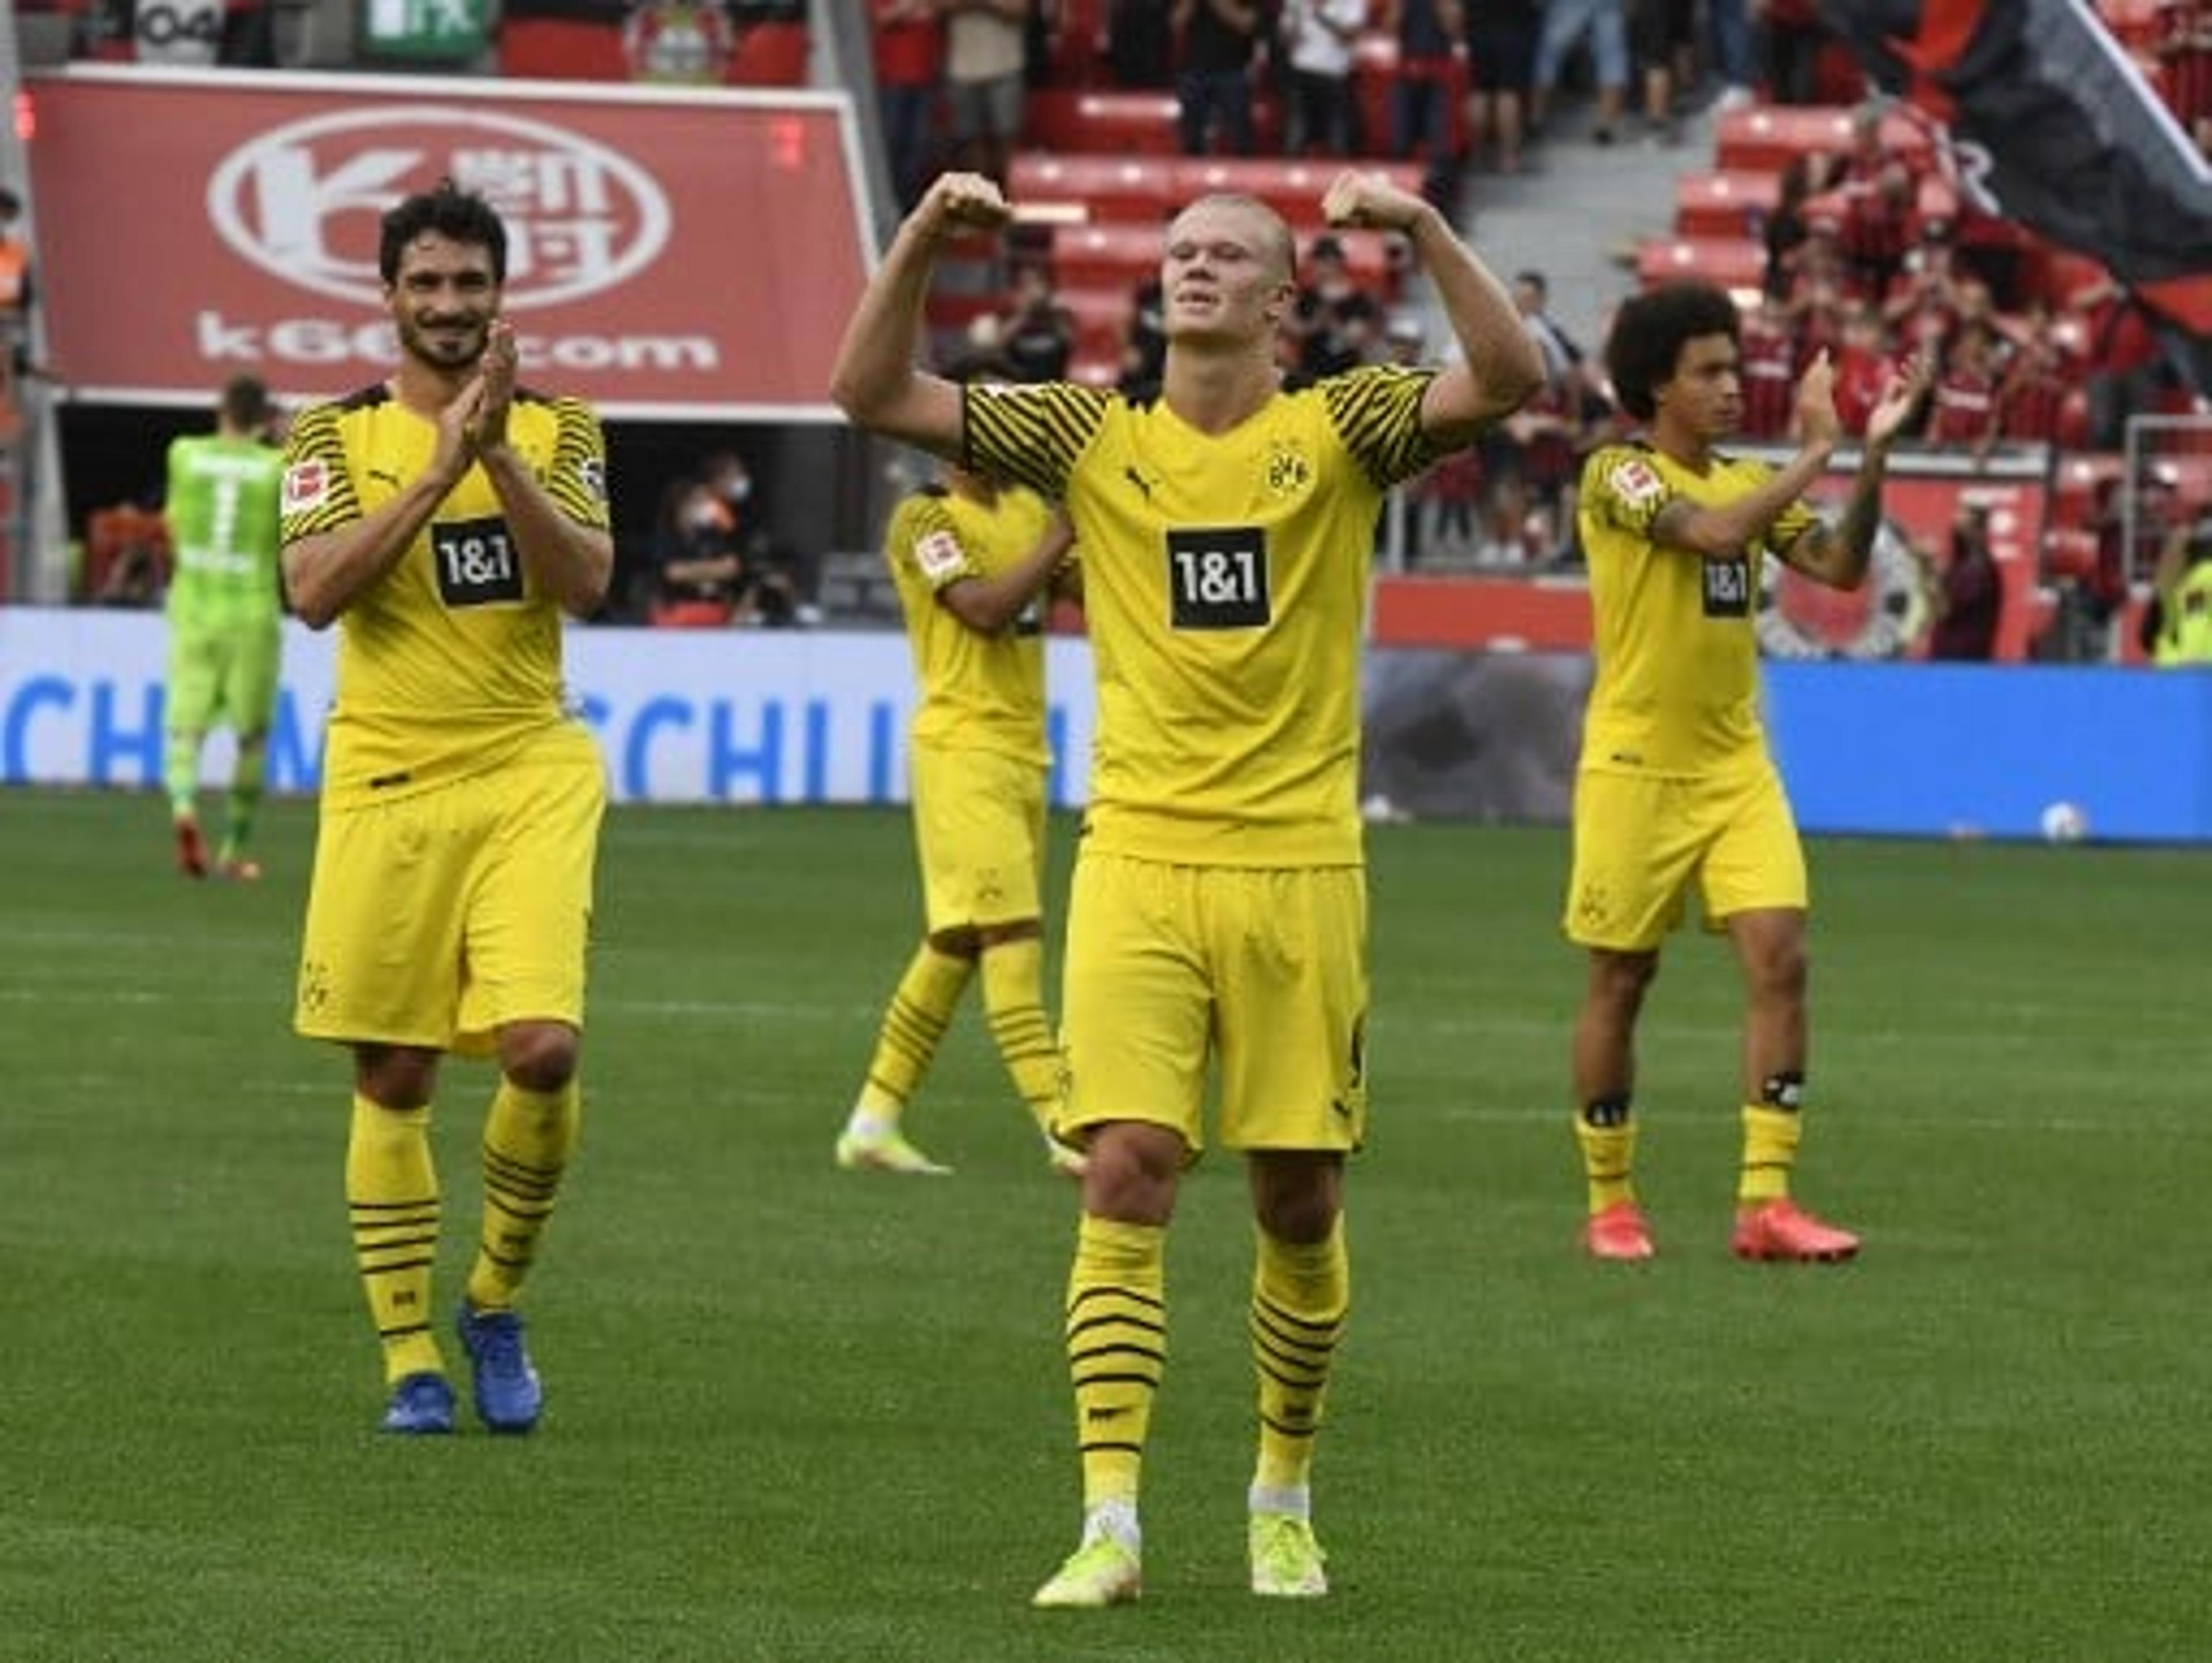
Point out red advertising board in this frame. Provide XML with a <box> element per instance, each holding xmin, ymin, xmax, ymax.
<box><xmin>23</xmin><ymin>66</ymin><xmax>873</xmax><ymax>420</ymax></box>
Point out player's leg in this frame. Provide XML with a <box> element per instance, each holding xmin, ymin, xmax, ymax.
<box><xmin>838</xmin><ymin>748</ymin><xmax>980</xmax><ymax>1174</ymax></box>
<box><xmin>349</xmin><ymin>1043</ymin><xmax>452</xmax><ymax>1433</ymax></box>
<box><xmin>1217</xmin><ymin>866</ymin><xmax>1363</xmax><ymax>1597</ymax></box>
<box><xmin>298</xmin><ymin>789</ymin><xmax>473</xmax><ymax>1430</ymax></box>
<box><xmin>971</xmin><ymin>755</ymin><xmax>1073</xmax><ymax>1172</ymax></box>
<box><xmin>216</xmin><ymin>621</ymin><xmax>282</xmax><ymax>878</ymax></box>
<box><xmin>1704</xmin><ymin>764</ymin><xmax>1857</xmax><ymax>1262</ymax></box>
<box><xmin>1563</xmin><ymin>770</ymin><xmax>1695</xmax><ymax>1259</ymax></box>
<box><xmin>162</xmin><ymin>627</ymin><xmax>219</xmax><ymax>876</ymax></box>
<box><xmin>1034</xmin><ymin>854</ymin><xmax>1204</xmax><ymax>1609</ymax></box>
<box><xmin>452</xmin><ymin>743</ymin><xmax>607</xmax><ymax>1430</ymax></box>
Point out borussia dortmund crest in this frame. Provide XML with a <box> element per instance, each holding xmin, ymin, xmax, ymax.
<box><xmin>1266</xmin><ymin>442</ymin><xmax>1312</xmax><ymax>497</ymax></box>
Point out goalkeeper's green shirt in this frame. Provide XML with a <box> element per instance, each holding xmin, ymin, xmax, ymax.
<box><xmin>163</xmin><ymin>433</ymin><xmax>285</xmax><ymax>631</ymax></box>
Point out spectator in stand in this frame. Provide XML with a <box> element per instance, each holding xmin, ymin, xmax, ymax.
<box><xmin>649</xmin><ymin>474</ymin><xmax>747</xmax><ymax>627</ymax></box>
<box><xmin>1632</xmin><ymin>0</ymin><xmax>1698</xmax><ymax>145</ymax></box>
<box><xmin>1787</xmin><ymin>260</ymin><xmax>1847</xmax><ymax>370</ymax></box>
<box><xmin>874</xmin><ymin>0</ymin><xmax>946</xmax><ymax>212</ymax></box>
<box><xmin>2157</xmin><ymin>0</ymin><xmax>2212</xmax><ymax>157</ymax></box>
<box><xmin>1995</xmin><ymin>301</ymin><xmax>2074</xmax><ymax>448</ymax></box>
<box><xmin>1707</xmin><ymin>0</ymin><xmax>1756</xmax><ymax>109</ymax></box>
<box><xmin>1513</xmin><ymin>269</ymin><xmax>1585</xmax><ymax>391</ymax></box>
<box><xmin>701</xmin><ymin>449</ymin><xmax>804</xmax><ymax>623</ymax></box>
<box><xmin>1174</xmin><ymin>0</ymin><xmax>1263</xmax><ymax>156</ymax></box>
<box><xmin>1757</xmin><ymin>0</ymin><xmax>1833</xmax><ymax>106</ymax></box>
<box><xmin>1830</xmin><ymin>298</ymin><xmax>1892</xmax><ymax>435</ymax></box>
<box><xmin>0</xmin><ymin>188</ymin><xmax>32</xmax><ymax>334</ymax></box>
<box><xmin>1760</xmin><ymin>153</ymin><xmax>1834</xmax><ymax>300</ymax></box>
<box><xmin>1927</xmin><ymin>497</ymin><xmax>2002</xmax><ymax>660</ymax></box>
<box><xmin>1532</xmin><ymin>0</ymin><xmax>1630</xmax><ymax>146</ymax></box>
<box><xmin>1290</xmin><ymin>233</ymin><xmax>1384</xmax><ymax>374</ymax></box>
<box><xmin>2141</xmin><ymin>510</ymin><xmax>2212</xmax><ymax>664</ymax></box>
<box><xmin>1737</xmin><ymin>289</ymin><xmax>1799</xmax><ymax>441</ymax></box>
<box><xmin>1281</xmin><ymin>0</ymin><xmax>1367</xmax><ymax>158</ymax></box>
<box><xmin>998</xmin><ymin>262</ymin><xmax>1080</xmax><ymax>382</ymax></box>
<box><xmin>1118</xmin><ymin>272</ymin><xmax>1168</xmax><ymax>392</ymax></box>
<box><xmin>1925</xmin><ymin>321</ymin><xmax>2001</xmax><ymax>460</ymax></box>
<box><xmin>1384</xmin><ymin>0</ymin><xmax>1465</xmax><ymax>202</ymax></box>
<box><xmin>1837</xmin><ymin>160</ymin><xmax>1916</xmax><ymax>305</ymax></box>
<box><xmin>1462</xmin><ymin>0</ymin><xmax>1538</xmax><ymax>174</ymax></box>
<box><xmin>1881</xmin><ymin>218</ymin><xmax>1963</xmax><ymax>344</ymax></box>
<box><xmin>944</xmin><ymin>0</ymin><xmax>1031</xmax><ymax>187</ymax></box>
<box><xmin>1109</xmin><ymin>0</ymin><xmax>1177</xmax><ymax>86</ymax></box>
<box><xmin>2068</xmin><ymin>268</ymin><xmax>2169</xmax><ymax>451</ymax></box>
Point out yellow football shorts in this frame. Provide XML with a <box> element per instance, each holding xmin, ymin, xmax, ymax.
<box><xmin>1056</xmin><ymin>851</ymin><xmax>1369</xmax><ymax>1157</ymax></box>
<box><xmin>294</xmin><ymin>733</ymin><xmax>607</xmax><ymax>1055</ymax></box>
<box><xmin>909</xmin><ymin>742</ymin><xmax>1048</xmax><ymax>932</ymax></box>
<box><xmin>1563</xmin><ymin>757</ymin><xmax>1808</xmax><ymax>951</ymax></box>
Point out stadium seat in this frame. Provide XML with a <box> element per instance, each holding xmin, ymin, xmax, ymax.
<box><xmin>2052</xmin><ymin>452</ymin><xmax>2125</xmax><ymax>527</ymax></box>
<box><xmin>1007</xmin><ymin>154</ymin><xmax>1176</xmax><ymax>225</ymax></box>
<box><xmin>1023</xmin><ymin>90</ymin><xmax>1183</xmax><ymax>155</ymax></box>
<box><xmin>1674</xmin><ymin>171</ymin><xmax>1781</xmax><ymax>238</ymax></box>
<box><xmin>1169</xmin><ymin>156</ymin><xmax>1424</xmax><ymax>229</ymax></box>
<box><xmin>1635</xmin><ymin>234</ymin><xmax>1766</xmax><ymax>298</ymax></box>
<box><xmin>1713</xmin><ymin>104</ymin><xmax>1931</xmax><ymax>173</ymax></box>
<box><xmin>1047</xmin><ymin>221</ymin><xmax>1398</xmax><ymax>291</ymax></box>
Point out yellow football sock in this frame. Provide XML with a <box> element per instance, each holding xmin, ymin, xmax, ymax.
<box><xmin>465</xmin><ymin>1077</ymin><xmax>579</xmax><ymax>1313</ymax></box>
<box><xmin>979</xmin><ymin>936</ymin><xmax>1059</xmax><ymax>1138</ymax></box>
<box><xmin>1574</xmin><ymin>1115</ymin><xmax>1638</xmax><ymax>1213</ymax></box>
<box><xmin>346</xmin><ymin>1095</ymin><xmax>442</xmax><ymax>1384</ymax></box>
<box><xmin>1251</xmin><ymin>1218</ymin><xmax>1349</xmax><ymax>1493</ymax></box>
<box><xmin>1738</xmin><ymin>1103</ymin><xmax>1802</xmax><ymax>1205</ymax></box>
<box><xmin>855</xmin><ymin>944</ymin><xmax>973</xmax><ymax>1123</ymax></box>
<box><xmin>1065</xmin><ymin>1214</ymin><xmax>1167</xmax><ymax>1509</ymax></box>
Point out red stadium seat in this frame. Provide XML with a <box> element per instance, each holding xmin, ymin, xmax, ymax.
<box><xmin>1023</xmin><ymin>89</ymin><xmax>1183</xmax><ymax>155</ymax></box>
<box><xmin>1007</xmin><ymin>154</ymin><xmax>1176</xmax><ymax>225</ymax></box>
<box><xmin>1713</xmin><ymin>104</ymin><xmax>1931</xmax><ymax>173</ymax></box>
<box><xmin>1674</xmin><ymin>171</ymin><xmax>1781</xmax><ymax>238</ymax></box>
<box><xmin>1048</xmin><ymin>220</ymin><xmax>1399</xmax><ymax>291</ymax></box>
<box><xmin>1169</xmin><ymin>156</ymin><xmax>1423</xmax><ymax>229</ymax></box>
<box><xmin>1635</xmin><ymin>234</ymin><xmax>1766</xmax><ymax>297</ymax></box>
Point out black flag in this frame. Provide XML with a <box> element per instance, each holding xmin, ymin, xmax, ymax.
<box><xmin>1817</xmin><ymin>0</ymin><xmax>2212</xmax><ymax>336</ymax></box>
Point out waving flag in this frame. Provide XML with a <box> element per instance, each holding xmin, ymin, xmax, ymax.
<box><xmin>1817</xmin><ymin>0</ymin><xmax>2212</xmax><ymax>336</ymax></box>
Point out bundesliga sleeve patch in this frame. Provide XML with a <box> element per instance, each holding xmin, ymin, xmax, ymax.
<box><xmin>1607</xmin><ymin>455</ymin><xmax>1666</xmax><ymax>510</ymax></box>
<box><xmin>914</xmin><ymin>528</ymin><xmax>967</xmax><ymax>582</ymax></box>
<box><xmin>282</xmin><ymin>460</ymin><xmax>329</xmax><ymax>514</ymax></box>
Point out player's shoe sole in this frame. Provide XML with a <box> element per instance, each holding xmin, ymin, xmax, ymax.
<box><xmin>1730</xmin><ymin>1199</ymin><xmax>1861</xmax><ymax>1263</ymax></box>
<box><xmin>175</xmin><ymin>818</ymin><xmax>207</xmax><ymax>879</ymax></box>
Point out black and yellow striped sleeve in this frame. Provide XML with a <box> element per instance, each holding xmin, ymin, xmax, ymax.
<box><xmin>543</xmin><ymin>395</ymin><xmax>611</xmax><ymax>532</ymax></box>
<box><xmin>963</xmin><ymin>380</ymin><xmax>1108</xmax><ymax>500</ymax></box>
<box><xmin>277</xmin><ymin>402</ymin><xmax>363</xmax><ymax>544</ymax></box>
<box><xmin>1320</xmin><ymin>363</ymin><xmax>1445</xmax><ymax>491</ymax></box>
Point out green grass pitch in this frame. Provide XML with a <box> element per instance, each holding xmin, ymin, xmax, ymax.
<box><xmin>2</xmin><ymin>786</ymin><xmax>2206</xmax><ymax>1660</ymax></box>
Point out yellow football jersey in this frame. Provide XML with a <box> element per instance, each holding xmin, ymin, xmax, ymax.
<box><xmin>885</xmin><ymin>482</ymin><xmax>1054</xmax><ymax>766</ymax></box>
<box><xmin>1577</xmin><ymin>441</ymin><xmax>1818</xmax><ymax>776</ymax></box>
<box><xmin>279</xmin><ymin>385</ymin><xmax>609</xmax><ymax>806</ymax></box>
<box><xmin>965</xmin><ymin>366</ymin><xmax>1440</xmax><ymax>866</ymax></box>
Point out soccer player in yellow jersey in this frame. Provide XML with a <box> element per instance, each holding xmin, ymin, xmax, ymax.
<box><xmin>278</xmin><ymin>182</ymin><xmax>614</xmax><ymax>1436</ymax></box>
<box><xmin>834</xmin><ymin>443</ymin><xmax>1083</xmax><ymax>1177</ymax></box>
<box><xmin>831</xmin><ymin>170</ymin><xmax>1543</xmax><ymax>1606</ymax></box>
<box><xmin>1565</xmin><ymin>280</ymin><xmax>1930</xmax><ymax>1266</ymax></box>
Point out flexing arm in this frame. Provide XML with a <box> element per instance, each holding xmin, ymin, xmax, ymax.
<box><xmin>282</xmin><ymin>384</ymin><xmax>482</xmax><ymax>630</ymax></box>
<box><xmin>938</xmin><ymin>511</ymin><xmax>1076</xmax><ymax>634</ymax></box>
<box><xmin>830</xmin><ymin>173</ymin><xmax>1012</xmax><ymax>460</ymax></box>
<box><xmin>1320</xmin><ymin>171</ymin><xmax>1545</xmax><ymax>446</ymax></box>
